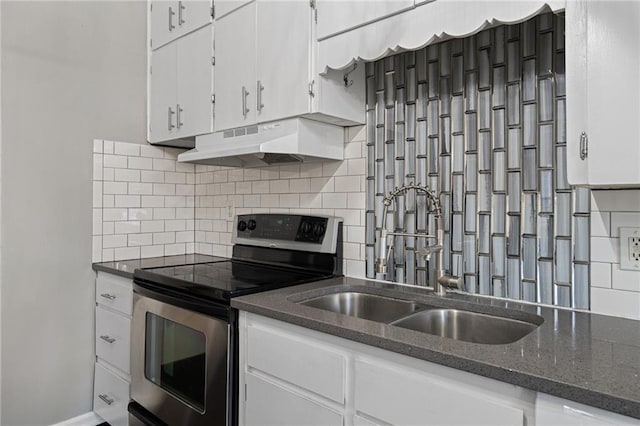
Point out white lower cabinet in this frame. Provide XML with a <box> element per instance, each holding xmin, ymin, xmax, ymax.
<box><xmin>535</xmin><ymin>393</ymin><xmax>639</xmax><ymax>426</ymax></box>
<box><xmin>238</xmin><ymin>312</ymin><xmax>535</xmax><ymax>426</ymax></box>
<box><xmin>244</xmin><ymin>373</ymin><xmax>343</xmax><ymax>426</ymax></box>
<box><xmin>94</xmin><ymin>362</ymin><xmax>130</xmax><ymax>426</ymax></box>
<box><xmin>93</xmin><ymin>271</ymin><xmax>133</xmax><ymax>426</ymax></box>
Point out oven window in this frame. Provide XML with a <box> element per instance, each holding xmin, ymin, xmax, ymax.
<box><xmin>144</xmin><ymin>313</ymin><xmax>206</xmax><ymax>412</ymax></box>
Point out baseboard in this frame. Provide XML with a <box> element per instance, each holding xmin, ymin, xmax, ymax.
<box><xmin>51</xmin><ymin>411</ymin><xmax>105</xmax><ymax>426</ymax></box>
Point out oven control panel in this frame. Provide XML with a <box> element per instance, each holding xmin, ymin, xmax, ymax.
<box><xmin>236</xmin><ymin>214</ymin><xmax>327</xmax><ymax>243</ymax></box>
<box><xmin>233</xmin><ymin>214</ymin><xmax>342</xmax><ymax>253</ymax></box>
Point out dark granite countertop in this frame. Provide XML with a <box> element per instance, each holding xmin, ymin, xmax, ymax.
<box><xmin>92</xmin><ymin>254</ymin><xmax>228</xmax><ymax>279</ymax></box>
<box><xmin>231</xmin><ymin>276</ymin><xmax>640</xmax><ymax>420</ymax></box>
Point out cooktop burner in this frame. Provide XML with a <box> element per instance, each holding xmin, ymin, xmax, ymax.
<box><xmin>134</xmin><ymin>259</ymin><xmax>333</xmax><ymax>303</ymax></box>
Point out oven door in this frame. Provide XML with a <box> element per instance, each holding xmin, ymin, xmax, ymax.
<box><xmin>131</xmin><ymin>292</ymin><xmax>230</xmax><ymax>426</ymax></box>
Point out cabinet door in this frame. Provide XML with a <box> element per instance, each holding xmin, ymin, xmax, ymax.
<box><xmin>177</xmin><ymin>25</ymin><xmax>214</xmax><ymax>138</ymax></box>
<box><xmin>316</xmin><ymin>0</ymin><xmax>414</xmax><ymax>40</ymax></box>
<box><xmin>355</xmin><ymin>358</ymin><xmax>525</xmax><ymax>425</ymax></box>
<box><xmin>244</xmin><ymin>373</ymin><xmax>343</xmax><ymax>426</ymax></box>
<box><xmin>150</xmin><ymin>1</ymin><xmax>179</xmax><ymax>50</ymax></box>
<box><xmin>565</xmin><ymin>0</ymin><xmax>589</xmax><ymax>185</ymax></box>
<box><xmin>96</xmin><ymin>306</ymin><xmax>132</xmax><ymax>374</ymax></box>
<box><xmin>255</xmin><ymin>0</ymin><xmax>310</xmax><ymax>123</ymax></box>
<box><xmin>585</xmin><ymin>0</ymin><xmax>640</xmax><ymax>186</ymax></box>
<box><xmin>535</xmin><ymin>393</ymin><xmax>639</xmax><ymax>425</ymax></box>
<box><xmin>149</xmin><ymin>43</ymin><xmax>178</xmax><ymax>143</ymax></box>
<box><xmin>176</xmin><ymin>0</ymin><xmax>212</xmax><ymax>35</ymax></box>
<box><xmin>94</xmin><ymin>362</ymin><xmax>130</xmax><ymax>426</ymax></box>
<box><xmin>214</xmin><ymin>2</ymin><xmax>257</xmax><ymax>131</ymax></box>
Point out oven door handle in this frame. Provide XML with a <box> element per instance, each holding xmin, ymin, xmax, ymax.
<box><xmin>133</xmin><ymin>279</ymin><xmax>231</xmax><ymax>319</ymax></box>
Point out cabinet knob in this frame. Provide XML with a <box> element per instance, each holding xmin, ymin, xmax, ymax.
<box><xmin>178</xmin><ymin>1</ymin><xmax>186</xmax><ymax>25</ymax></box>
<box><xmin>99</xmin><ymin>293</ymin><xmax>116</xmax><ymax>300</ymax></box>
<box><xmin>176</xmin><ymin>104</ymin><xmax>184</xmax><ymax>129</ymax></box>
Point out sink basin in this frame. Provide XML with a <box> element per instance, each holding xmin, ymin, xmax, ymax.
<box><xmin>299</xmin><ymin>292</ymin><xmax>421</xmax><ymax>323</ymax></box>
<box><xmin>390</xmin><ymin>308</ymin><xmax>538</xmax><ymax>345</ymax></box>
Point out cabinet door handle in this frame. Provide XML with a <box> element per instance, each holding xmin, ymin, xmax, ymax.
<box><xmin>168</xmin><ymin>107</ymin><xmax>176</xmax><ymax>131</ymax></box>
<box><xmin>168</xmin><ymin>7</ymin><xmax>176</xmax><ymax>31</ymax></box>
<box><xmin>242</xmin><ymin>86</ymin><xmax>250</xmax><ymax>118</ymax></box>
<box><xmin>176</xmin><ymin>104</ymin><xmax>183</xmax><ymax>129</ymax></box>
<box><xmin>98</xmin><ymin>394</ymin><xmax>114</xmax><ymax>405</ymax></box>
<box><xmin>178</xmin><ymin>1</ymin><xmax>186</xmax><ymax>25</ymax></box>
<box><xmin>257</xmin><ymin>80</ymin><xmax>264</xmax><ymax>112</ymax></box>
<box><xmin>100</xmin><ymin>335</ymin><xmax>116</xmax><ymax>344</ymax></box>
<box><xmin>579</xmin><ymin>131</ymin><xmax>588</xmax><ymax>160</ymax></box>
<box><xmin>99</xmin><ymin>293</ymin><xmax>116</xmax><ymax>300</ymax></box>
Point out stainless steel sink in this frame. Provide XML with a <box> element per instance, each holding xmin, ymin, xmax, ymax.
<box><xmin>390</xmin><ymin>308</ymin><xmax>538</xmax><ymax>345</ymax></box>
<box><xmin>299</xmin><ymin>292</ymin><xmax>421</xmax><ymax>323</ymax></box>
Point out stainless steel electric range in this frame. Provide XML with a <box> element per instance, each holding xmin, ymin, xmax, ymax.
<box><xmin>128</xmin><ymin>214</ymin><xmax>343</xmax><ymax>426</ymax></box>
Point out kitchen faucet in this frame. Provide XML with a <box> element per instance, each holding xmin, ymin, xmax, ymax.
<box><xmin>374</xmin><ymin>183</ymin><xmax>460</xmax><ymax>296</ymax></box>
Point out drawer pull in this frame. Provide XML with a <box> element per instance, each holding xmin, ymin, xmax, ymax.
<box><xmin>99</xmin><ymin>293</ymin><xmax>116</xmax><ymax>300</ymax></box>
<box><xmin>98</xmin><ymin>394</ymin><xmax>114</xmax><ymax>405</ymax></box>
<box><xmin>100</xmin><ymin>335</ymin><xmax>116</xmax><ymax>344</ymax></box>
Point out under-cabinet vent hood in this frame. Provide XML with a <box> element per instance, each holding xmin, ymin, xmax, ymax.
<box><xmin>177</xmin><ymin>118</ymin><xmax>344</xmax><ymax>167</ymax></box>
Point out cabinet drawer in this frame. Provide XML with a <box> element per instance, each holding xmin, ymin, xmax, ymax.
<box><xmin>96</xmin><ymin>272</ymin><xmax>133</xmax><ymax>315</ymax></box>
<box><xmin>94</xmin><ymin>361</ymin><xmax>130</xmax><ymax>426</ymax></box>
<box><xmin>247</xmin><ymin>324</ymin><xmax>346</xmax><ymax>404</ymax></box>
<box><xmin>96</xmin><ymin>306</ymin><xmax>131</xmax><ymax>374</ymax></box>
<box><xmin>354</xmin><ymin>358</ymin><xmax>525</xmax><ymax>425</ymax></box>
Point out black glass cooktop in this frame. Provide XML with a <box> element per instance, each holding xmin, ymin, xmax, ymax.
<box><xmin>134</xmin><ymin>259</ymin><xmax>333</xmax><ymax>304</ymax></box>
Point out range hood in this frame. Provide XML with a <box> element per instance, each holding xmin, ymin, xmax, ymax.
<box><xmin>178</xmin><ymin>117</ymin><xmax>344</xmax><ymax>167</ymax></box>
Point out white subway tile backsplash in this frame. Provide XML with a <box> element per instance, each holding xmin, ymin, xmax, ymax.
<box><xmin>322</xmin><ymin>193</ymin><xmax>347</xmax><ymax>209</ymax></box>
<box><xmin>141</xmin><ymin>220</ymin><xmax>165</xmax><ymax>233</ymax></box>
<box><xmin>590</xmin><ymin>211</ymin><xmax>610</xmax><ymax>238</ymax></box>
<box><xmin>114</xmin><ymin>195</ymin><xmax>141</xmax><ymax>208</ymax></box>
<box><xmin>103</xmin><ymin>234</ymin><xmax>127</xmax><ymax>249</ymax></box>
<box><xmin>128</xmin><ymin>233</ymin><xmax>153</xmax><ymax>246</ymax></box>
<box><xmin>592</xmin><ymin>190</ymin><xmax>640</xmax><ymax>213</ymax></box>
<box><xmin>140</xmin><ymin>145</ymin><xmax>165</xmax><ymax>158</ymax></box>
<box><xmin>590</xmin><ymin>262</ymin><xmax>612</xmax><ymax>289</ymax></box>
<box><xmin>103</xmin><ymin>154</ymin><xmax>128</xmax><ymax>169</ymax></box>
<box><xmin>114</xmin><ymin>168</ymin><xmax>141</xmax><ymax>182</ymax></box>
<box><xmin>93</xmin><ymin>139</ymin><xmax>103</xmax><ymax>154</ymax></box>
<box><xmin>153</xmin><ymin>158</ymin><xmax>176</xmax><ymax>171</ymax></box>
<box><xmin>610</xmin><ymin>212</ymin><xmax>640</xmax><ymax>237</ymax></box>
<box><xmin>93</xmin><ymin>154</ymin><xmax>103</xmax><ymax>180</ymax></box>
<box><xmin>114</xmin><ymin>221</ymin><xmax>141</xmax><ymax>234</ymax></box>
<box><xmin>141</xmin><ymin>245</ymin><xmax>164</xmax><ymax>258</ymax></box>
<box><xmin>591</xmin><ymin>287</ymin><xmax>640</xmax><ymax>320</ymax></box>
<box><xmin>590</xmin><ymin>237</ymin><xmax>619</xmax><ymax>263</ymax></box>
<box><xmin>103</xmin><ymin>181</ymin><xmax>128</xmax><ymax>195</ymax></box>
<box><xmin>115</xmin><ymin>246</ymin><xmax>140</xmax><ymax>260</ymax></box>
<box><xmin>114</xmin><ymin>142</ymin><xmax>140</xmax><ymax>156</ymax></box>
<box><xmin>129</xmin><ymin>157</ymin><xmax>153</xmax><ymax>170</ymax></box>
<box><xmin>94</xmin><ymin>137</ymin><xmax>365</xmax><ymax>272</ymax></box>
<box><xmin>611</xmin><ymin>264</ymin><xmax>640</xmax><ymax>292</ymax></box>
<box><xmin>92</xmin><ymin>236</ymin><xmax>102</xmax><ymax>262</ymax></box>
<box><xmin>103</xmin><ymin>140</ymin><xmax>114</xmax><ymax>154</ymax></box>
<box><xmin>103</xmin><ymin>208</ymin><xmax>128</xmax><ymax>221</ymax></box>
<box><xmin>93</xmin><ymin>209</ymin><xmax>102</xmax><ymax>236</ymax></box>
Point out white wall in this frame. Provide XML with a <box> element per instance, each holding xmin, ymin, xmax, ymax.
<box><xmin>1</xmin><ymin>2</ymin><xmax>146</xmax><ymax>424</ymax></box>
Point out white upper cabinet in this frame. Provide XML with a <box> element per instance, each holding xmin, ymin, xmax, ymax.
<box><xmin>214</xmin><ymin>1</ymin><xmax>257</xmax><ymax>131</ymax></box>
<box><xmin>566</xmin><ymin>0</ymin><xmax>640</xmax><ymax>187</ymax></box>
<box><xmin>150</xmin><ymin>0</ymin><xmax>213</xmax><ymax>50</ymax></box>
<box><xmin>316</xmin><ymin>0</ymin><xmax>414</xmax><ymax>40</ymax></box>
<box><xmin>214</xmin><ymin>0</ymin><xmax>365</xmax><ymax>133</ymax></box>
<box><xmin>148</xmin><ymin>24</ymin><xmax>214</xmax><ymax>144</ymax></box>
<box><xmin>255</xmin><ymin>0</ymin><xmax>310</xmax><ymax>123</ymax></box>
<box><xmin>215</xmin><ymin>0</ymin><xmax>252</xmax><ymax>19</ymax></box>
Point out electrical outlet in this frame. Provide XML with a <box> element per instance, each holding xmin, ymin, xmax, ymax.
<box><xmin>619</xmin><ymin>227</ymin><xmax>640</xmax><ymax>271</ymax></box>
<box><xmin>227</xmin><ymin>200</ymin><xmax>235</xmax><ymax>219</ymax></box>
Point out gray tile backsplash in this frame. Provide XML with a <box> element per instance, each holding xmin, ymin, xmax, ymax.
<box><xmin>365</xmin><ymin>12</ymin><xmax>591</xmax><ymax>309</ymax></box>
